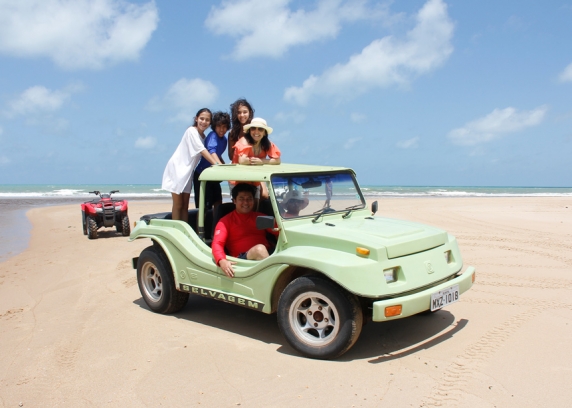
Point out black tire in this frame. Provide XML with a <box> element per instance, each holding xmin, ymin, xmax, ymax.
<box><xmin>82</xmin><ymin>211</ymin><xmax>87</xmax><ymax>235</ymax></box>
<box><xmin>86</xmin><ymin>216</ymin><xmax>98</xmax><ymax>239</ymax></box>
<box><xmin>121</xmin><ymin>215</ymin><xmax>130</xmax><ymax>236</ymax></box>
<box><xmin>137</xmin><ymin>245</ymin><xmax>189</xmax><ymax>314</ymax></box>
<box><xmin>277</xmin><ymin>276</ymin><xmax>363</xmax><ymax>359</ymax></box>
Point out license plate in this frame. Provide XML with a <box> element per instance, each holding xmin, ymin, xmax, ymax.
<box><xmin>430</xmin><ymin>284</ymin><xmax>460</xmax><ymax>311</ymax></box>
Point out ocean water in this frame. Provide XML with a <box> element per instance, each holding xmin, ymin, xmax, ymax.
<box><xmin>1</xmin><ymin>183</ymin><xmax>571</xmax><ymax>263</ymax></box>
<box><xmin>1</xmin><ymin>183</ymin><xmax>571</xmax><ymax>199</ymax></box>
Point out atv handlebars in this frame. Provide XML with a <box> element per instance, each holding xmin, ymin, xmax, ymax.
<box><xmin>89</xmin><ymin>190</ymin><xmax>120</xmax><ymax>197</ymax></box>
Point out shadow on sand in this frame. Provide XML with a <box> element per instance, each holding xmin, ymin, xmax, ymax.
<box><xmin>86</xmin><ymin>229</ymin><xmax>129</xmax><ymax>240</ymax></box>
<box><xmin>133</xmin><ymin>294</ymin><xmax>469</xmax><ymax>362</ymax></box>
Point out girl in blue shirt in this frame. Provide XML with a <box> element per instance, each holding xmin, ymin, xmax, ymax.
<box><xmin>193</xmin><ymin>111</ymin><xmax>231</xmax><ymax>210</ymax></box>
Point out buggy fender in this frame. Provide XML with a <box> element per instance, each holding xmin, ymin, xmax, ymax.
<box><xmin>266</xmin><ymin>246</ymin><xmax>385</xmax><ymax>297</ymax></box>
<box><xmin>129</xmin><ymin>219</ymin><xmax>217</xmax><ymax>274</ymax></box>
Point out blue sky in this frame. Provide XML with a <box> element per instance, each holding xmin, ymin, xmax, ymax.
<box><xmin>0</xmin><ymin>0</ymin><xmax>571</xmax><ymax>187</ymax></box>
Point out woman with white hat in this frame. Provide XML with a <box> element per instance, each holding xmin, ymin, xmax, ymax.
<box><xmin>281</xmin><ymin>189</ymin><xmax>309</xmax><ymax>218</ymax></box>
<box><xmin>232</xmin><ymin>117</ymin><xmax>281</xmax><ymax>165</ymax></box>
<box><xmin>231</xmin><ymin>117</ymin><xmax>281</xmax><ymax>200</ymax></box>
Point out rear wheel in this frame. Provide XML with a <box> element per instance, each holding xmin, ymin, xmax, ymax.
<box><xmin>137</xmin><ymin>245</ymin><xmax>189</xmax><ymax>314</ymax></box>
<box><xmin>277</xmin><ymin>276</ymin><xmax>363</xmax><ymax>359</ymax></box>
<box><xmin>121</xmin><ymin>215</ymin><xmax>131</xmax><ymax>236</ymax></box>
<box><xmin>86</xmin><ymin>216</ymin><xmax>98</xmax><ymax>239</ymax></box>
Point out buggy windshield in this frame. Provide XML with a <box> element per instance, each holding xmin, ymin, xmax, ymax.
<box><xmin>271</xmin><ymin>171</ymin><xmax>365</xmax><ymax>219</ymax></box>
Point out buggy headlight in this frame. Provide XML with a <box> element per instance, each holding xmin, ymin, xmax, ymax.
<box><xmin>95</xmin><ymin>207</ymin><xmax>103</xmax><ymax>213</ymax></box>
<box><xmin>383</xmin><ymin>267</ymin><xmax>398</xmax><ymax>284</ymax></box>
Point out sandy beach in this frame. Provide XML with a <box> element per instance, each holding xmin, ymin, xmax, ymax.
<box><xmin>0</xmin><ymin>197</ymin><xmax>571</xmax><ymax>407</ymax></box>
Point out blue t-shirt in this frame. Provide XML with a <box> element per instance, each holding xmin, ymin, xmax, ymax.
<box><xmin>195</xmin><ymin>130</ymin><xmax>227</xmax><ymax>174</ymax></box>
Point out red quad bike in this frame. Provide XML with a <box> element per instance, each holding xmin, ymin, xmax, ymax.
<box><xmin>81</xmin><ymin>190</ymin><xmax>130</xmax><ymax>239</ymax></box>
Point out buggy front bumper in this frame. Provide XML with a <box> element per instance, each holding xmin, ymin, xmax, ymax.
<box><xmin>371</xmin><ymin>266</ymin><xmax>475</xmax><ymax>321</ymax></box>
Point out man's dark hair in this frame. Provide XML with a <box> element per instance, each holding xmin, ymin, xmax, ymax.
<box><xmin>231</xmin><ymin>183</ymin><xmax>257</xmax><ymax>200</ymax></box>
<box><xmin>211</xmin><ymin>111</ymin><xmax>231</xmax><ymax>129</ymax></box>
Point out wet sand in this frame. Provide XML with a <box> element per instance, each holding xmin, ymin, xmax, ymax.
<box><xmin>0</xmin><ymin>197</ymin><xmax>571</xmax><ymax>407</ymax></box>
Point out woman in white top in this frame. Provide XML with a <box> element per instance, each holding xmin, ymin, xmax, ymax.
<box><xmin>162</xmin><ymin>108</ymin><xmax>217</xmax><ymax>222</ymax></box>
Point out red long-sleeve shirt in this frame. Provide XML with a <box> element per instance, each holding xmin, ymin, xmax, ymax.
<box><xmin>212</xmin><ymin>210</ymin><xmax>276</xmax><ymax>265</ymax></box>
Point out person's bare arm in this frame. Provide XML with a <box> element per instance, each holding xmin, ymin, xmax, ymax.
<box><xmin>238</xmin><ymin>154</ymin><xmax>260</xmax><ymax>165</ymax></box>
<box><xmin>262</xmin><ymin>157</ymin><xmax>280</xmax><ymax>165</ymax></box>
<box><xmin>210</xmin><ymin>152</ymin><xmax>224</xmax><ymax>165</ymax></box>
<box><xmin>218</xmin><ymin>258</ymin><xmax>236</xmax><ymax>278</ymax></box>
<box><xmin>260</xmin><ymin>182</ymin><xmax>269</xmax><ymax>199</ymax></box>
<box><xmin>200</xmin><ymin>149</ymin><xmax>217</xmax><ymax>165</ymax></box>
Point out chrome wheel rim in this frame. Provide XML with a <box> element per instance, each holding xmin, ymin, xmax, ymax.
<box><xmin>141</xmin><ymin>261</ymin><xmax>163</xmax><ymax>302</ymax></box>
<box><xmin>289</xmin><ymin>291</ymin><xmax>339</xmax><ymax>346</ymax></box>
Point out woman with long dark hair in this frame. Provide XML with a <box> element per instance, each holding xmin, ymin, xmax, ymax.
<box><xmin>227</xmin><ymin>98</ymin><xmax>254</xmax><ymax>161</ymax></box>
<box><xmin>161</xmin><ymin>108</ymin><xmax>217</xmax><ymax>222</ymax></box>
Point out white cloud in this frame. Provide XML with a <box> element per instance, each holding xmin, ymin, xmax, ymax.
<box><xmin>0</xmin><ymin>0</ymin><xmax>158</xmax><ymax>70</ymax></box>
<box><xmin>396</xmin><ymin>136</ymin><xmax>419</xmax><ymax>149</ymax></box>
<box><xmin>147</xmin><ymin>78</ymin><xmax>219</xmax><ymax>123</ymax></box>
<box><xmin>135</xmin><ymin>136</ymin><xmax>157</xmax><ymax>149</ymax></box>
<box><xmin>0</xmin><ymin>155</ymin><xmax>10</xmax><ymax>166</ymax></box>
<box><xmin>205</xmin><ymin>0</ymin><xmax>388</xmax><ymax>60</ymax></box>
<box><xmin>344</xmin><ymin>137</ymin><xmax>361</xmax><ymax>150</ymax></box>
<box><xmin>448</xmin><ymin>106</ymin><xmax>548</xmax><ymax>146</ymax></box>
<box><xmin>4</xmin><ymin>83</ymin><xmax>83</xmax><ymax>118</ymax></box>
<box><xmin>284</xmin><ymin>0</ymin><xmax>454</xmax><ymax>105</ymax></box>
<box><xmin>350</xmin><ymin>112</ymin><xmax>366</xmax><ymax>123</ymax></box>
<box><xmin>559</xmin><ymin>62</ymin><xmax>572</xmax><ymax>83</ymax></box>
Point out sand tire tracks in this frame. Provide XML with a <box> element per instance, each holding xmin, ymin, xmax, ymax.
<box><xmin>420</xmin><ymin>303</ymin><xmax>549</xmax><ymax>407</ymax></box>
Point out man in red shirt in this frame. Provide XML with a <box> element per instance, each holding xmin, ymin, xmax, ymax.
<box><xmin>212</xmin><ymin>183</ymin><xmax>276</xmax><ymax>278</ymax></box>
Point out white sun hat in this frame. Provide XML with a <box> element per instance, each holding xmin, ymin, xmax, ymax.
<box><xmin>243</xmin><ymin>117</ymin><xmax>273</xmax><ymax>135</ymax></box>
<box><xmin>282</xmin><ymin>189</ymin><xmax>309</xmax><ymax>209</ymax></box>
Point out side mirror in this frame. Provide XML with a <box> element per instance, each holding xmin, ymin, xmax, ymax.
<box><xmin>371</xmin><ymin>201</ymin><xmax>378</xmax><ymax>215</ymax></box>
<box><xmin>256</xmin><ymin>215</ymin><xmax>275</xmax><ymax>230</ymax></box>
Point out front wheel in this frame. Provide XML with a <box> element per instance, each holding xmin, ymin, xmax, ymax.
<box><xmin>137</xmin><ymin>245</ymin><xmax>189</xmax><ymax>314</ymax></box>
<box><xmin>121</xmin><ymin>215</ymin><xmax>130</xmax><ymax>236</ymax></box>
<box><xmin>86</xmin><ymin>216</ymin><xmax>98</xmax><ymax>239</ymax></box>
<box><xmin>277</xmin><ymin>276</ymin><xmax>363</xmax><ymax>359</ymax></box>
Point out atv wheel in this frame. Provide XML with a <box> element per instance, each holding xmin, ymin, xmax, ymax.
<box><xmin>121</xmin><ymin>215</ymin><xmax>130</xmax><ymax>236</ymax></box>
<box><xmin>277</xmin><ymin>276</ymin><xmax>363</xmax><ymax>359</ymax></box>
<box><xmin>82</xmin><ymin>211</ymin><xmax>87</xmax><ymax>235</ymax></box>
<box><xmin>86</xmin><ymin>216</ymin><xmax>98</xmax><ymax>240</ymax></box>
<box><xmin>137</xmin><ymin>245</ymin><xmax>188</xmax><ymax>314</ymax></box>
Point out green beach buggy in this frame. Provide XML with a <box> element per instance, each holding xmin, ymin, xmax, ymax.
<box><xmin>130</xmin><ymin>163</ymin><xmax>475</xmax><ymax>359</ymax></box>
